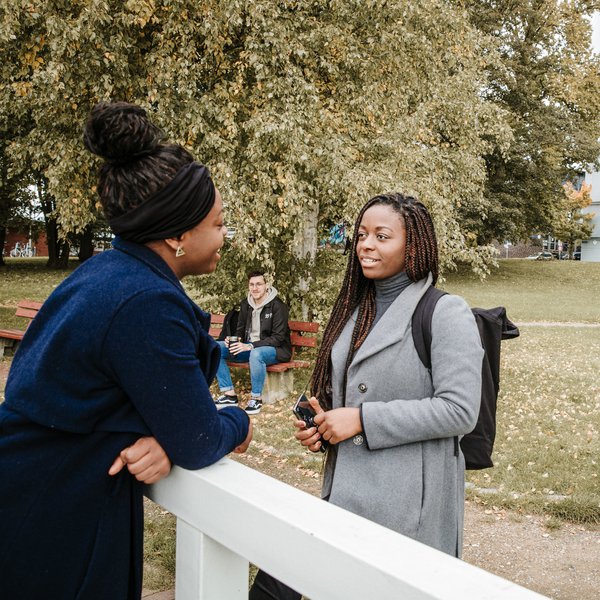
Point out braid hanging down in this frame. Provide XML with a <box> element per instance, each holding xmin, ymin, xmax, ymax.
<box><xmin>311</xmin><ymin>193</ymin><xmax>439</xmax><ymax>409</ymax></box>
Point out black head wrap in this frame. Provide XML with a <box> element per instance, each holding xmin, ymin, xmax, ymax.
<box><xmin>109</xmin><ymin>162</ymin><xmax>216</xmax><ymax>244</ymax></box>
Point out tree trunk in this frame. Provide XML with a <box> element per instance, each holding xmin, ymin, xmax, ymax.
<box><xmin>37</xmin><ymin>177</ymin><xmax>70</xmax><ymax>270</ymax></box>
<box><xmin>78</xmin><ymin>226</ymin><xmax>94</xmax><ymax>262</ymax></box>
<box><xmin>58</xmin><ymin>240</ymin><xmax>70</xmax><ymax>268</ymax></box>
<box><xmin>0</xmin><ymin>226</ymin><xmax>6</xmax><ymax>266</ymax></box>
<box><xmin>45</xmin><ymin>217</ymin><xmax>59</xmax><ymax>268</ymax></box>
<box><xmin>292</xmin><ymin>202</ymin><xmax>319</xmax><ymax>321</ymax></box>
<box><xmin>45</xmin><ymin>217</ymin><xmax>70</xmax><ymax>269</ymax></box>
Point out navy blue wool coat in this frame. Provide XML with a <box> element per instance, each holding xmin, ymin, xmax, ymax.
<box><xmin>0</xmin><ymin>238</ymin><xmax>249</xmax><ymax>599</ymax></box>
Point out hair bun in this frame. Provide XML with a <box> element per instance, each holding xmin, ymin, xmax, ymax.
<box><xmin>83</xmin><ymin>101</ymin><xmax>163</xmax><ymax>164</ymax></box>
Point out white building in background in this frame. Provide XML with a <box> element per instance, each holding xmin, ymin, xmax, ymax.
<box><xmin>581</xmin><ymin>170</ymin><xmax>600</xmax><ymax>262</ymax></box>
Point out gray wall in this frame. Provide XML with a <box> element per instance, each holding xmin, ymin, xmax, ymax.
<box><xmin>582</xmin><ymin>171</ymin><xmax>600</xmax><ymax>262</ymax></box>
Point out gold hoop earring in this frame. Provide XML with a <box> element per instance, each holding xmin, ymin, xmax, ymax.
<box><xmin>175</xmin><ymin>246</ymin><xmax>186</xmax><ymax>258</ymax></box>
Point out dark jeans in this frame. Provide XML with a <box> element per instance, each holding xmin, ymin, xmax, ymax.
<box><xmin>249</xmin><ymin>570</ymin><xmax>301</xmax><ymax>600</ymax></box>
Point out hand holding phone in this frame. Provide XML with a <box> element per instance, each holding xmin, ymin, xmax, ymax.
<box><xmin>292</xmin><ymin>393</ymin><xmax>328</xmax><ymax>452</ymax></box>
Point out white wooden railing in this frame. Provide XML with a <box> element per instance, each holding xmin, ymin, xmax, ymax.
<box><xmin>147</xmin><ymin>459</ymin><xmax>548</xmax><ymax>600</ymax></box>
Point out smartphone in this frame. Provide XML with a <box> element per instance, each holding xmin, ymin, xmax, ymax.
<box><xmin>292</xmin><ymin>393</ymin><xmax>328</xmax><ymax>452</ymax></box>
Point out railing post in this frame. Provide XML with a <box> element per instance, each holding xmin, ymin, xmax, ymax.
<box><xmin>176</xmin><ymin>519</ymin><xmax>249</xmax><ymax>600</ymax></box>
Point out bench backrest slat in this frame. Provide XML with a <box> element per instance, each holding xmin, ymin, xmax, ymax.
<box><xmin>290</xmin><ymin>332</ymin><xmax>317</xmax><ymax>348</ymax></box>
<box><xmin>288</xmin><ymin>320</ymin><xmax>319</xmax><ymax>333</ymax></box>
<box><xmin>18</xmin><ymin>300</ymin><xmax>44</xmax><ymax>311</ymax></box>
<box><xmin>15</xmin><ymin>307</ymin><xmax>40</xmax><ymax>320</ymax></box>
<box><xmin>15</xmin><ymin>301</ymin><xmax>43</xmax><ymax>323</ymax></box>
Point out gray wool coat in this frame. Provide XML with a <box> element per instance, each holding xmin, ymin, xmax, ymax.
<box><xmin>323</xmin><ymin>274</ymin><xmax>483</xmax><ymax>557</ymax></box>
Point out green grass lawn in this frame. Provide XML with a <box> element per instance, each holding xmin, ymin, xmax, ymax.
<box><xmin>2</xmin><ymin>257</ymin><xmax>598</xmax><ymax>326</ymax></box>
<box><xmin>445</xmin><ymin>259</ymin><xmax>600</xmax><ymax>524</ymax></box>
<box><xmin>443</xmin><ymin>259</ymin><xmax>600</xmax><ymax>323</ymax></box>
<box><xmin>467</xmin><ymin>325</ymin><xmax>600</xmax><ymax>523</ymax></box>
<box><xmin>0</xmin><ymin>258</ymin><xmax>78</xmax><ymax>328</ymax></box>
<box><xmin>1</xmin><ymin>256</ymin><xmax>599</xmax><ymax>591</ymax></box>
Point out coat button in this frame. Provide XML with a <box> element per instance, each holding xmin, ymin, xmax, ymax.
<box><xmin>353</xmin><ymin>435</ymin><xmax>364</xmax><ymax>446</ymax></box>
<box><xmin>358</xmin><ymin>383</ymin><xmax>367</xmax><ymax>393</ymax></box>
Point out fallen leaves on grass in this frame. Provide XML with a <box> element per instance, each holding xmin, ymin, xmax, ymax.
<box><xmin>468</xmin><ymin>326</ymin><xmax>600</xmax><ymax>522</ymax></box>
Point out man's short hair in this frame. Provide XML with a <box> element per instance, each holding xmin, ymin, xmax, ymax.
<box><xmin>247</xmin><ymin>270</ymin><xmax>266</xmax><ymax>281</ymax></box>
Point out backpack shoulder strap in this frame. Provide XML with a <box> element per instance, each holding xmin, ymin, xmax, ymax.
<box><xmin>411</xmin><ymin>286</ymin><xmax>448</xmax><ymax>370</ymax></box>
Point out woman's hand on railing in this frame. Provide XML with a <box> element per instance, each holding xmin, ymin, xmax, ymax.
<box><xmin>109</xmin><ymin>436</ymin><xmax>172</xmax><ymax>484</ymax></box>
<box><xmin>233</xmin><ymin>418</ymin><xmax>253</xmax><ymax>454</ymax></box>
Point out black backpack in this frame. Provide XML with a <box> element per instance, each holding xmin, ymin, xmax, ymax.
<box><xmin>411</xmin><ymin>287</ymin><xmax>520</xmax><ymax>470</ymax></box>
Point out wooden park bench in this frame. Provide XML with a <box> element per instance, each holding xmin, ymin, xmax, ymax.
<box><xmin>209</xmin><ymin>314</ymin><xmax>319</xmax><ymax>404</ymax></box>
<box><xmin>0</xmin><ymin>300</ymin><xmax>43</xmax><ymax>358</ymax></box>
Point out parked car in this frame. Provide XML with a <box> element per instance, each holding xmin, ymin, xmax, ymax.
<box><xmin>525</xmin><ymin>251</ymin><xmax>554</xmax><ymax>260</ymax></box>
<box><xmin>573</xmin><ymin>251</ymin><xmax>581</xmax><ymax>261</ymax></box>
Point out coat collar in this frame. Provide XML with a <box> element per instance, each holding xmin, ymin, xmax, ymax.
<box><xmin>346</xmin><ymin>273</ymin><xmax>434</xmax><ymax>370</ymax></box>
<box><xmin>111</xmin><ymin>237</ymin><xmax>212</xmax><ymax>330</ymax></box>
<box><xmin>112</xmin><ymin>236</ymin><xmax>183</xmax><ymax>290</ymax></box>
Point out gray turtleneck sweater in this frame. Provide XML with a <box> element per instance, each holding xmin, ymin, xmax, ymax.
<box><xmin>371</xmin><ymin>271</ymin><xmax>412</xmax><ymax>329</ymax></box>
<box><xmin>247</xmin><ymin>286</ymin><xmax>279</xmax><ymax>342</ymax></box>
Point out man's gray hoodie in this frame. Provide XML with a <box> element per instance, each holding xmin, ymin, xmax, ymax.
<box><xmin>235</xmin><ymin>287</ymin><xmax>292</xmax><ymax>362</ymax></box>
<box><xmin>247</xmin><ymin>286</ymin><xmax>279</xmax><ymax>342</ymax></box>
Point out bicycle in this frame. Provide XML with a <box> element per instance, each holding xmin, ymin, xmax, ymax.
<box><xmin>9</xmin><ymin>243</ymin><xmax>35</xmax><ymax>258</ymax></box>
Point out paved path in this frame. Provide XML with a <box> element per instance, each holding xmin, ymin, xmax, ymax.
<box><xmin>517</xmin><ymin>321</ymin><xmax>600</xmax><ymax>327</ymax></box>
<box><xmin>142</xmin><ymin>590</ymin><xmax>174</xmax><ymax>599</ymax></box>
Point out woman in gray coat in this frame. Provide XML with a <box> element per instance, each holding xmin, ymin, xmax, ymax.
<box><xmin>250</xmin><ymin>193</ymin><xmax>483</xmax><ymax>600</ymax></box>
<box><xmin>303</xmin><ymin>192</ymin><xmax>483</xmax><ymax>555</ymax></box>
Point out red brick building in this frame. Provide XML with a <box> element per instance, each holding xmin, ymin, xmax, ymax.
<box><xmin>3</xmin><ymin>228</ymin><xmax>48</xmax><ymax>257</ymax></box>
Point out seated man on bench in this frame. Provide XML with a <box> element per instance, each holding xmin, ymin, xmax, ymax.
<box><xmin>215</xmin><ymin>270</ymin><xmax>291</xmax><ymax>415</ymax></box>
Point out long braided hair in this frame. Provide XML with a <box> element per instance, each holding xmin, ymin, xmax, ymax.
<box><xmin>311</xmin><ymin>193</ymin><xmax>439</xmax><ymax>409</ymax></box>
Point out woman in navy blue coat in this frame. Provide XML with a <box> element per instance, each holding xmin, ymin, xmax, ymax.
<box><xmin>0</xmin><ymin>102</ymin><xmax>252</xmax><ymax>599</ymax></box>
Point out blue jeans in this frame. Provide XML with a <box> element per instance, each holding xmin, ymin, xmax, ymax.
<box><xmin>216</xmin><ymin>341</ymin><xmax>278</xmax><ymax>398</ymax></box>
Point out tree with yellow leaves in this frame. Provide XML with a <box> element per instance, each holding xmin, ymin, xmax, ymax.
<box><xmin>1</xmin><ymin>0</ymin><xmax>511</xmax><ymax>313</ymax></box>
<box><xmin>556</xmin><ymin>180</ymin><xmax>594</xmax><ymax>257</ymax></box>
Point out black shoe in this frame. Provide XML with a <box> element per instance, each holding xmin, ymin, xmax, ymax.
<box><xmin>215</xmin><ymin>394</ymin><xmax>238</xmax><ymax>406</ymax></box>
<box><xmin>245</xmin><ymin>398</ymin><xmax>262</xmax><ymax>415</ymax></box>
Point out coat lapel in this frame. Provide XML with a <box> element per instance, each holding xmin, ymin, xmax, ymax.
<box><xmin>349</xmin><ymin>274</ymin><xmax>433</xmax><ymax>370</ymax></box>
